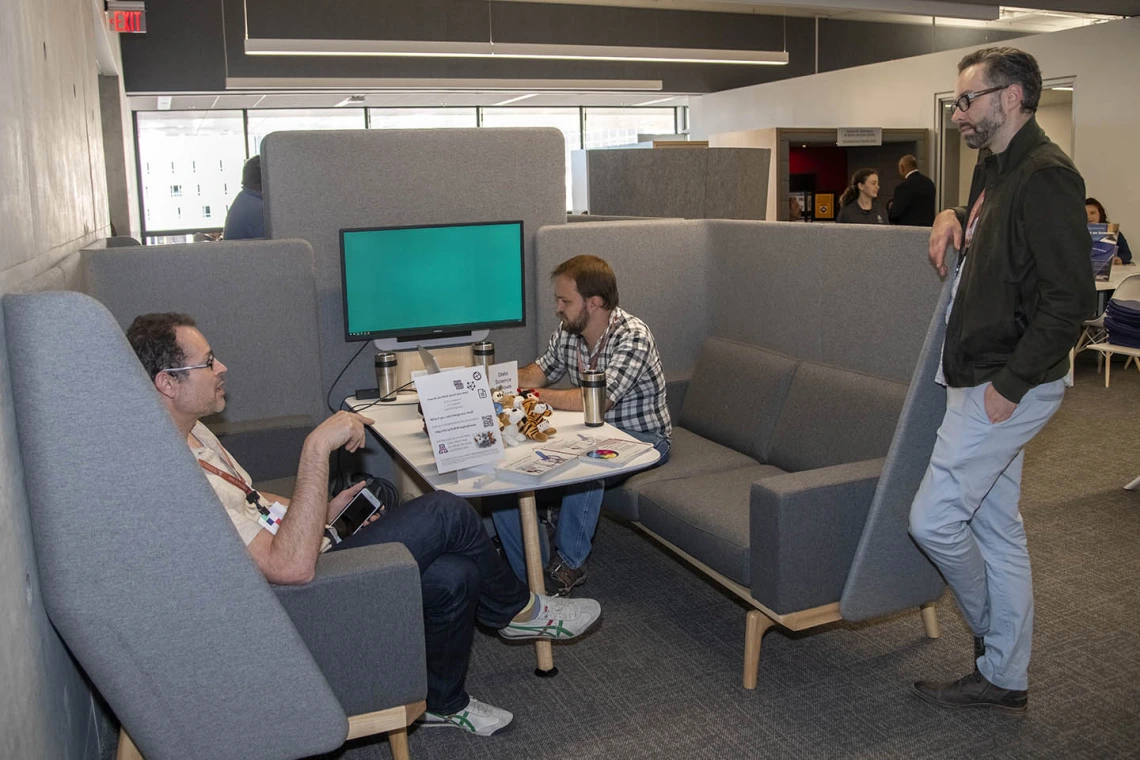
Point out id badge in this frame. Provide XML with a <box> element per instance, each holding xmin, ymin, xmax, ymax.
<box><xmin>257</xmin><ymin>501</ymin><xmax>287</xmax><ymax>535</ymax></box>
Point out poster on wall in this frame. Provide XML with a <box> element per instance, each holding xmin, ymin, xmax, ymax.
<box><xmin>814</xmin><ymin>193</ymin><xmax>835</xmax><ymax>220</ymax></box>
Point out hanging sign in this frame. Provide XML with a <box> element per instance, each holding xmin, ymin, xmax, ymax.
<box><xmin>106</xmin><ymin>2</ymin><xmax>146</xmax><ymax>34</ymax></box>
<box><xmin>837</xmin><ymin>127</ymin><xmax>882</xmax><ymax>147</ymax></box>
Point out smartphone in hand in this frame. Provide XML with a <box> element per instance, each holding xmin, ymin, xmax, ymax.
<box><xmin>327</xmin><ymin>486</ymin><xmax>383</xmax><ymax>543</ymax></box>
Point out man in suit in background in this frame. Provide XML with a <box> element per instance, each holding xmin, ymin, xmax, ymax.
<box><xmin>889</xmin><ymin>154</ymin><xmax>937</xmax><ymax>226</ymax></box>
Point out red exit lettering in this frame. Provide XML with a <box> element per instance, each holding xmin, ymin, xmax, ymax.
<box><xmin>107</xmin><ymin>10</ymin><xmax>144</xmax><ymax>34</ymax></box>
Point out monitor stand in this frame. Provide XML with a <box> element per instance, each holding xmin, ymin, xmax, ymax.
<box><xmin>371</xmin><ymin>328</ymin><xmax>489</xmax><ymax>353</ymax></box>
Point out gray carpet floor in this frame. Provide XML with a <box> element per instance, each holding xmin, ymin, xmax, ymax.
<box><xmin>335</xmin><ymin>354</ymin><xmax>1140</xmax><ymax>760</ymax></box>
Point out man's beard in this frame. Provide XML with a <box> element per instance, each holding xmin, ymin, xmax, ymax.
<box><xmin>962</xmin><ymin>99</ymin><xmax>1005</xmax><ymax>149</ymax></box>
<box><xmin>560</xmin><ymin>310</ymin><xmax>588</xmax><ymax>334</ymax></box>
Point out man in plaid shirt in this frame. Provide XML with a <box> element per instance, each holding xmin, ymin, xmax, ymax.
<box><xmin>491</xmin><ymin>255</ymin><xmax>671</xmax><ymax>594</ymax></box>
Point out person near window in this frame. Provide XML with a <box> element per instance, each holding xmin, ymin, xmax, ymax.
<box><xmin>222</xmin><ymin>155</ymin><xmax>265</xmax><ymax>240</ymax></box>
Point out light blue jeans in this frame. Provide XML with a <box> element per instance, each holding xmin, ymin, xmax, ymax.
<box><xmin>491</xmin><ymin>429</ymin><xmax>670</xmax><ymax>581</ymax></box>
<box><xmin>909</xmin><ymin>379</ymin><xmax>1064</xmax><ymax>691</ymax></box>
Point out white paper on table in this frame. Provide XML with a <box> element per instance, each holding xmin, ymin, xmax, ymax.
<box><xmin>487</xmin><ymin>360</ymin><xmax>519</xmax><ymax>394</ymax></box>
<box><xmin>414</xmin><ymin>367</ymin><xmax>505</xmax><ymax>474</ymax></box>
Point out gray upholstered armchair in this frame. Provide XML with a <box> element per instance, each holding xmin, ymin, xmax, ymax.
<box><xmin>4</xmin><ymin>291</ymin><xmax>427</xmax><ymax>760</ymax></box>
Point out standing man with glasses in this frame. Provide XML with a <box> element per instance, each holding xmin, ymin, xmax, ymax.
<box><xmin>490</xmin><ymin>255</ymin><xmax>671</xmax><ymax>595</ymax></box>
<box><xmin>908</xmin><ymin>48</ymin><xmax>1095</xmax><ymax>712</ymax></box>
<box><xmin>127</xmin><ymin>312</ymin><xmax>605</xmax><ymax>737</ymax></box>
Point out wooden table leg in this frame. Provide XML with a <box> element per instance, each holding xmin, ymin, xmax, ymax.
<box><xmin>518</xmin><ymin>490</ymin><xmax>556</xmax><ymax>677</ymax></box>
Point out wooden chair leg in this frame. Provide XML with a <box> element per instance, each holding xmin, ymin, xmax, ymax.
<box><xmin>920</xmin><ymin>602</ymin><xmax>940</xmax><ymax>639</ymax></box>
<box><xmin>743</xmin><ymin>609</ymin><xmax>776</xmax><ymax>690</ymax></box>
<box><xmin>1105</xmin><ymin>353</ymin><xmax>1112</xmax><ymax>388</ymax></box>
<box><xmin>116</xmin><ymin>729</ymin><xmax>143</xmax><ymax>760</ymax></box>
<box><xmin>389</xmin><ymin>726</ymin><xmax>410</xmax><ymax>760</ymax></box>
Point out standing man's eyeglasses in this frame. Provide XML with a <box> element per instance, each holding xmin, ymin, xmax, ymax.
<box><xmin>160</xmin><ymin>355</ymin><xmax>218</xmax><ymax>374</ymax></box>
<box><xmin>952</xmin><ymin>85</ymin><xmax>1009</xmax><ymax>114</ymax></box>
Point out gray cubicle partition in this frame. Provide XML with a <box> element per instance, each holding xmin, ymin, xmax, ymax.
<box><xmin>534</xmin><ymin>219</ymin><xmax>940</xmax><ymax>383</ymax></box>
<box><xmin>534</xmin><ymin>220</ymin><xmax>712</xmax><ymax>379</ymax></box>
<box><xmin>261</xmin><ymin>128</ymin><xmax>568</xmax><ymax>404</ymax></box>
<box><xmin>707</xmin><ymin>220</ymin><xmax>938</xmax><ymax>384</ymax></box>
<box><xmin>572</xmin><ymin>147</ymin><xmax>770</xmax><ymax>220</ymax></box>
<box><xmin>84</xmin><ymin>240</ymin><xmax>325</xmax><ymax>427</ymax></box>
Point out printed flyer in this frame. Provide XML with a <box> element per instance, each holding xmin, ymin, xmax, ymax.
<box><xmin>414</xmin><ymin>366</ymin><xmax>505</xmax><ymax>473</ymax></box>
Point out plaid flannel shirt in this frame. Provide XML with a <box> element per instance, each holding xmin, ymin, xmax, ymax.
<box><xmin>535</xmin><ymin>307</ymin><xmax>671</xmax><ymax>441</ymax></box>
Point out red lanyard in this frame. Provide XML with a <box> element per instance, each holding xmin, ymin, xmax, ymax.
<box><xmin>193</xmin><ymin>435</ymin><xmax>267</xmax><ymax>513</ymax></box>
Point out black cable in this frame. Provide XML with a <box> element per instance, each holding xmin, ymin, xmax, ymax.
<box><xmin>343</xmin><ymin>379</ymin><xmax>417</xmax><ymax>413</ymax></box>
<box><xmin>326</xmin><ymin>340</ymin><xmax>371</xmax><ymax>413</ymax></box>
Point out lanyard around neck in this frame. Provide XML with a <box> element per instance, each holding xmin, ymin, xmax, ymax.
<box><xmin>577</xmin><ymin>311</ymin><xmax>617</xmax><ymax>374</ymax></box>
<box><xmin>192</xmin><ymin>433</ymin><xmax>268</xmax><ymax>515</ymax></box>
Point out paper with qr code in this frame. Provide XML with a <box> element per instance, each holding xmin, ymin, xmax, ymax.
<box><xmin>414</xmin><ymin>366</ymin><xmax>505</xmax><ymax>473</ymax></box>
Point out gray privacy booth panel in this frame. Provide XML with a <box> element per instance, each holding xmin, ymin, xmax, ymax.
<box><xmin>580</xmin><ymin>148</ymin><xmax>769</xmax><ymax>220</ymax></box>
<box><xmin>84</xmin><ymin>240</ymin><xmax>325</xmax><ymax>425</ymax></box>
<box><xmin>261</xmin><ymin>128</ymin><xmax>567</xmax><ymax>398</ymax></box>
<box><xmin>707</xmin><ymin>221</ymin><xmax>941</xmax><ymax>384</ymax></box>
<box><xmin>533</xmin><ymin>220</ymin><xmax>713</xmax><ymax>376</ymax></box>
<box><xmin>840</xmin><ymin>276</ymin><xmax>953</xmax><ymax>621</ymax></box>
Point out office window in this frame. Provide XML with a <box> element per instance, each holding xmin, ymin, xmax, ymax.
<box><xmin>246</xmin><ymin>108</ymin><xmax>367</xmax><ymax>156</ymax></box>
<box><xmin>170</xmin><ymin>185</ymin><xmax>182</xmax><ymax>197</ymax></box>
<box><xmin>202</xmin><ymin>205</ymin><xmax>212</xmax><ymax>218</ymax></box>
<box><xmin>480</xmin><ymin>108</ymin><xmax>582</xmax><ymax>211</ymax></box>
<box><xmin>368</xmin><ymin>108</ymin><xmax>477</xmax><ymax>129</ymax></box>
<box><xmin>583</xmin><ymin>108</ymin><xmax>678</xmax><ymax>149</ymax></box>
<box><xmin>136</xmin><ymin>111</ymin><xmax>245</xmax><ymax>233</ymax></box>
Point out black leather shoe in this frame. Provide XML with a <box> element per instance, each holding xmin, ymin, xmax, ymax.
<box><xmin>974</xmin><ymin>636</ymin><xmax>986</xmax><ymax>660</ymax></box>
<box><xmin>911</xmin><ymin>670</ymin><xmax>1027</xmax><ymax>712</ymax></box>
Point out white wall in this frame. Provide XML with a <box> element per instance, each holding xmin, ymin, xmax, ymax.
<box><xmin>691</xmin><ymin>17</ymin><xmax>1140</xmax><ymax>234</ymax></box>
<box><xmin>1</xmin><ymin>0</ymin><xmax>113</xmax><ymax>757</ymax></box>
<box><xmin>1036</xmin><ymin>101</ymin><xmax>1073</xmax><ymax>159</ymax></box>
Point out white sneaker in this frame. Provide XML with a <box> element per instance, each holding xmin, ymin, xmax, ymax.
<box><xmin>499</xmin><ymin>594</ymin><xmax>602</xmax><ymax>640</ymax></box>
<box><xmin>418</xmin><ymin>697</ymin><xmax>513</xmax><ymax>736</ymax></box>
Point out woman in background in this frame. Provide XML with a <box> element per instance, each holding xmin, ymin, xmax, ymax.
<box><xmin>836</xmin><ymin>168</ymin><xmax>889</xmax><ymax>225</ymax></box>
<box><xmin>1086</xmin><ymin>197</ymin><xmax>1132</xmax><ymax>264</ymax></box>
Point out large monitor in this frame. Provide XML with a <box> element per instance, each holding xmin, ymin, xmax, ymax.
<box><xmin>340</xmin><ymin>220</ymin><xmax>526</xmax><ymax>342</ymax></box>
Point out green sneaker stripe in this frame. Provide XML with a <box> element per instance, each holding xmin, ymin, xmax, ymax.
<box><xmin>506</xmin><ymin>619</ymin><xmax>574</xmax><ymax>637</ymax></box>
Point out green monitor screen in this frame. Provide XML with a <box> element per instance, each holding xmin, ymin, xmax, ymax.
<box><xmin>340</xmin><ymin>220</ymin><xmax>526</xmax><ymax>341</ymax></box>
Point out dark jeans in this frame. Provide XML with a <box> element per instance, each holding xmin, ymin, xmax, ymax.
<box><xmin>331</xmin><ymin>490</ymin><xmax>530</xmax><ymax>714</ymax></box>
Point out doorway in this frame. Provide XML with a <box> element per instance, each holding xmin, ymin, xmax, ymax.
<box><xmin>776</xmin><ymin>129</ymin><xmax>930</xmax><ymax>222</ymax></box>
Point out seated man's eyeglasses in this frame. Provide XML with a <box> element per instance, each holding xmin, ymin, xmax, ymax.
<box><xmin>161</xmin><ymin>355</ymin><xmax>218</xmax><ymax>374</ymax></box>
<box><xmin>952</xmin><ymin>85</ymin><xmax>1008</xmax><ymax>114</ymax></box>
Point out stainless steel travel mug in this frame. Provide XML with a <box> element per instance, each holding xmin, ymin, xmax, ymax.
<box><xmin>375</xmin><ymin>352</ymin><xmax>398</xmax><ymax>402</ymax></box>
<box><xmin>581</xmin><ymin>369</ymin><xmax>606</xmax><ymax>427</ymax></box>
<box><xmin>473</xmin><ymin>341</ymin><xmax>495</xmax><ymax>370</ymax></box>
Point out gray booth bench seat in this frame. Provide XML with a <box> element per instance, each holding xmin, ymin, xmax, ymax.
<box><xmin>604</xmin><ymin>337</ymin><xmax>942</xmax><ymax>687</ymax></box>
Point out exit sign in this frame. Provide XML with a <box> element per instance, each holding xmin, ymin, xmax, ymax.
<box><xmin>106</xmin><ymin>2</ymin><xmax>146</xmax><ymax>33</ymax></box>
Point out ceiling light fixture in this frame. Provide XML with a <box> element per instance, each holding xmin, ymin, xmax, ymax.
<box><xmin>243</xmin><ymin>38</ymin><xmax>789</xmax><ymax>66</ymax></box>
<box><xmin>225</xmin><ymin>77</ymin><xmax>665</xmax><ymax>92</ymax></box>
<box><xmin>492</xmin><ymin>93</ymin><xmax>539</xmax><ymax>106</ymax></box>
<box><xmin>634</xmin><ymin>96</ymin><xmax>678</xmax><ymax>107</ymax></box>
<box><xmin>334</xmin><ymin>94</ymin><xmax>367</xmax><ymax>107</ymax></box>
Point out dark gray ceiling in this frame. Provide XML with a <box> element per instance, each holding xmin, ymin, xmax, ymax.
<box><xmin>119</xmin><ymin>0</ymin><xmax>1122</xmax><ymax>100</ymax></box>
